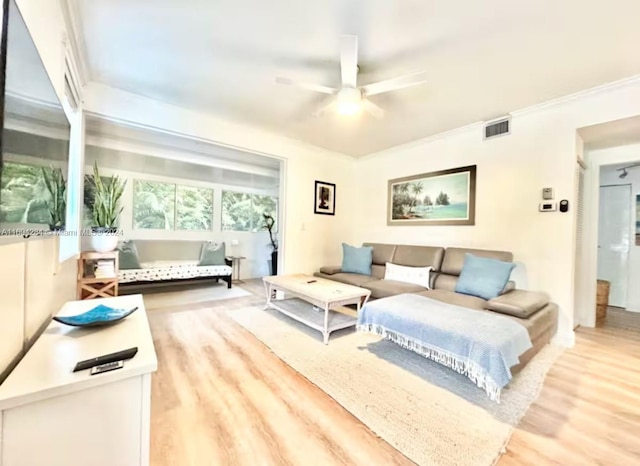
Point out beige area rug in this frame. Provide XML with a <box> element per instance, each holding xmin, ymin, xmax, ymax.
<box><xmin>229</xmin><ymin>306</ymin><xmax>562</xmax><ymax>466</ymax></box>
<box><xmin>142</xmin><ymin>284</ymin><xmax>251</xmax><ymax>309</ymax></box>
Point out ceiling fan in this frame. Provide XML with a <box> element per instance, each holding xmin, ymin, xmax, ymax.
<box><xmin>275</xmin><ymin>35</ymin><xmax>428</xmax><ymax>118</ymax></box>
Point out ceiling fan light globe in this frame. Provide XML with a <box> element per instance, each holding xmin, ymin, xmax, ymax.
<box><xmin>336</xmin><ymin>101</ymin><xmax>362</xmax><ymax>116</ymax></box>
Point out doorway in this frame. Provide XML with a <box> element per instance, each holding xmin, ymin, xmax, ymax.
<box><xmin>597</xmin><ymin>184</ymin><xmax>632</xmax><ymax>309</ymax></box>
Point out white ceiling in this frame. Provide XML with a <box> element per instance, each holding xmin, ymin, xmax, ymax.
<box><xmin>74</xmin><ymin>0</ymin><xmax>640</xmax><ymax>156</ymax></box>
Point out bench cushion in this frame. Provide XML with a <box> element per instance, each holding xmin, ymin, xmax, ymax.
<box><xmin>119</xmin><ymin>261</ymin><xmax>231</xmax><ymax>283</ymax></box>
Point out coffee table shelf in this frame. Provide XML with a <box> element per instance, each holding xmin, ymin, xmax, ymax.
<box><xmin>269</xmin><ymin>298</ymin><xmax>357</xmax><ymax>334</ymax></box>
<box><xmin>263</xmin><ymin>274</ymin><xmax>370</xmax><ymax>344</ymax></box>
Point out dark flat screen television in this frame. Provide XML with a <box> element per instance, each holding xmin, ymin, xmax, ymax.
<box><xmin>0</xmin><ymin>0</ymin><xmax>71</xmax><ymax>237</ymax></box>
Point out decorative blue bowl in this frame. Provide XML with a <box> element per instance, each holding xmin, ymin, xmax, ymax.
<box><xmin>53</xmin><ymin>304</ymin><xmax>139</xmax><ymax>327</ymax></box>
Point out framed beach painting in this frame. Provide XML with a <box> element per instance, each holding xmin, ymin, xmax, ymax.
<box><xmin>314</xmin><ymin>180</ymin><xmax>336</xmax><ymax>215</ymax></box>
<box><xmin>387</xmin><ymin>165</ymin><xmax>476</xmax><ymax>226</ymax></box>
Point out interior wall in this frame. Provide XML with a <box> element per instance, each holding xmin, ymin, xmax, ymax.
<box><xmin>0</xmin><ymin>238</ymin><xmax>76</xmax><ymax>382</ymax></box>
<box><xmin>82</xmin><ymin>160</ymin><xmax>279</xmax><ymax>279</ymax></box>
<box><xmin>84</xmin><ymin>83</ymin><xmax>358</xmax><ymax>275</ymax></box>
<box><xmin>353</xmin><ymin>78</ymin><xmax>640</xmax><ymax>346</ymax></box>
<box><xmin>596</xmin><ymin>145</ymin><xmax>640</xmax><ymax>312</ymax></box>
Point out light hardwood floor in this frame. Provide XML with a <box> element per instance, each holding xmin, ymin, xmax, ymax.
<box><xmin>146</xmin><ymin>283</ymin><xmax>640</xmax><ymax>466</ymax></box>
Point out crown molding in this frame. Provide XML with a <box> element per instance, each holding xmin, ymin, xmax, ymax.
<box><xmin>59</xmin><ymin>0</ymin><xmax>90</xmax><ymax>86</ymax></box>
<box><xmin>510</xmin><ymin>74</ymin><xmax>640</xmax><ymax>118</ymax></box>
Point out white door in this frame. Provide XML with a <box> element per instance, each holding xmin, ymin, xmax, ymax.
<box><xmin>597</xmin><ymin>184</ymin><xmax>632</xmax><ymax>308</ymax></box>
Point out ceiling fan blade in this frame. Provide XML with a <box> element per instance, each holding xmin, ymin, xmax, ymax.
<box><xmin>275</xmin><ymin>77</ymin><xmax>337</xmax><ymax>94</ymax></box>
<box><xmin>340</xmin><ymin>35</ymin><xmax>359</xmax><ymax>88</ymax></box>
<box><xmin>361</xmin><ymin>71</ymin><xmax>428</xmax><ymax>96</ymax></box>
<box><xmin>362</xmin><ymin>99</ymin><xmax>384</xmax><ymax>119</ymax></box>
<box><xmin>312</xmin><ymin>96</ymin><xmax>337</xmax><ymax>117</ymax></box>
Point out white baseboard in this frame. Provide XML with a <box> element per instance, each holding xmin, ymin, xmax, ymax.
<box><xmin>551</xmin><ymin>330</ymin><xmax>575</xmax><ymax>348</ymax></box>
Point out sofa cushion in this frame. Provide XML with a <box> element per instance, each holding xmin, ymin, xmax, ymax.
<box><xmin>319</xmin><ymin>265</ymin><xmax>342</xmax><ymax>275</ymax></box>
<box><xmin>323</xmin><ymin>273</ymin><xmax>378</xmax><ymax>287</ymax></box>
<box><xmin>371</xmin><ymin>264</ymin><xmax>386</xmax><ymax>279</ymax></box>
<box><xmin>118</xmin><ymin>240</ymin><xmax>142</xmax><ymax>270</ymax></box>
<box><xmin>441</xmin><ymin>247</ymin><xmax>513</xmax><ymax>276</ymax></box>
<box><xmin>455</xmin><ymin>254</ymin><xmax>516</xmax><ymax>300</ymax></box>
<box><xmin>392</xmin><ymin>245</ymin><xmax>445</xmax><ymax>271</ymax></box>
<box><xmin>363</xmin><ymin>243</ymin><xmax>397</xmax><ymax>265</ymax></box>
<box><xmin>342</xmin><ymin>243</ymin><xmax>373</xmax><ymax>275</ymax></box>
<box><xmin>487</xmin><ymin>290</ymin><xmax>550</xmax><ymax>318</ymax></box>
<box><xmin>415</xmin><ymin>289</ymin><xmax>487</xmax><ymax>310</ymax></box>
<box><xmin>365</xmin><ymin>280</ymin><xmax>427</xmax><ymax>299</ymax></box>
<box><xmin>384</xmin><ymin>262</ymin><xmax>432</xmax><ymax>289</ymax></box>
<box><xmin>199</xmin><ymin>241</ymin><xmax>226</xmax><ymax>266</ymax></box>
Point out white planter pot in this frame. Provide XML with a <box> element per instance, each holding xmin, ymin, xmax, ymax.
<box><xmin>90</xmin><ymin>232</ymin><xmax>119</xmax><ymax>252</ymax></box>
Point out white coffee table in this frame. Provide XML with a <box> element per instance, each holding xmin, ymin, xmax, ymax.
<box><xmin>263</xmin><ymin>274</ymin><xmax>371</xmax><ymax>344</ymax></box>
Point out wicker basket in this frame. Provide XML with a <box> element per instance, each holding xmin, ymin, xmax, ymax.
<box><xmin>596</xmin><ymin>279</ymin><xmax>610</xmax><ymax>325</ymax></box>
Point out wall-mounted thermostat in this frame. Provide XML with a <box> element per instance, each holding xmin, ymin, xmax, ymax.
<box><xmin>539</xmin><ymin>202</ymin><xmax>557</xmax><ymax>212</ymax></box>
<box><xmin>542</xmin><ymin>188</ymin><xmax>554</xmax><ymax>200</ymax></box>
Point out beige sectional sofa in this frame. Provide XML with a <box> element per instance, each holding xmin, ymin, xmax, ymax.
<box><xmin>315</xmin><ymin>243</ymin><xmax>558</xmax><ymax>373</ymax></box>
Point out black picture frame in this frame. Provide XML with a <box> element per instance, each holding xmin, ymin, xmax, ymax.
<box><xmin>314</xmin><ymin>180</ymin><xmax>336</xmax><ymax>216</ymax></box>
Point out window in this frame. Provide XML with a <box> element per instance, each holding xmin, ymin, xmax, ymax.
<box><xmin>133</xmin><ymin>180</ymin><xmax>176</xmax><ymax>230</ymax></box>
<box><xmin>176</xmin><ymin>185</ymin><xmax>213</xmax><ymax>231</ymax></box>
<box><xmin>221</xmin><ymin>190</ymin><xmax>278</xmax><ymax>232</ymax></box>
<box><xmin>0</xmin><ymin>161</ymin><xmax>55</xmax><ymax>224</ymax></box>
<box><xmin>132</xmin><ymin>180</ymin><xmax>213</xmax><ymax>231</ymax></box>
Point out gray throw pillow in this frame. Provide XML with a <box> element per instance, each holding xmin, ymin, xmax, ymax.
<box><xmin>199</xmin><ymin>241</ymin><xmax>226</xmax><ymax>266</ymax></box>
<box><xmin>118</xmin><ymin>240</ymin><xmax>142</xmax><ymax>270</ymax></box>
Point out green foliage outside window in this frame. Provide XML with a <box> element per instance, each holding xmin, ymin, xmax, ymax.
<box><xmin>222</xmin><ymin>190</ymin><xmax>277</xmax><ymax>232</ymax></box>
<box><xmin>133</xmin><ymin>180</ymin><xmax>176</xmax><ymax>230</ymax></box>
<box><xmin>0</xmin><ymin>161</ymin><xmax>55</xmax><ymax>224</ymax></box>
<box><xmin>132</xmin><ymin>180</ymin><xmax>214</xmax><ymax>231</ymax></box>
<box><xmin>176</xmin><ymin>185</ymin><xmax>213</xmax><ymax>231</ymax></box>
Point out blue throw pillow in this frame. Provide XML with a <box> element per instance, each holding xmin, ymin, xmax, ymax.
<box><xmin>455</xmin><ymin>253</ymin><xmax>516</xmax><ymax>300</ymax></box>
<box><xmin>341</xmin><ymin>243</ymin><xmax>373</xmax><ymax>275</ymax></box>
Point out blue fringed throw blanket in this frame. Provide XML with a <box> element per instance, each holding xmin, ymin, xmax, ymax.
<box><xmin>357</xmin><ymin>294</ymin><xmax>532</xmax><ymax>402</ymax></box>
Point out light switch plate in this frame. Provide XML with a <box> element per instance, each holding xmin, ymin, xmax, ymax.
<box><xmin>539</xmin><ymin>202</ymin><xmax>557</xmax><ymax>212</ymax></box>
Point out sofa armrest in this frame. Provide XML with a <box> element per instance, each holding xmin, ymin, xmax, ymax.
<box><xmin>225</xmin><ymin>257</ymin><xmax>232</xmax><ymax>267</ymax></box>
<box><xmin>319</xmin><ymin>265</ymin><xmax>342</xmax><ymax>275</ymax></box>
<box><xmin>486</xmin><ymin>290</ymin><xmax>550</xmax><ymax>318</ymax></box>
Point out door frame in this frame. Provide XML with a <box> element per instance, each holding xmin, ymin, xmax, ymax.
<box><xmin>597</xmin><ymin>183</ymin><xmax>632</xmax><ymax>309</ymax></box>
<box><xmin>580</xmin><ymin>150</ymin><xmax>640</xmax><ymax>327</ymax></box>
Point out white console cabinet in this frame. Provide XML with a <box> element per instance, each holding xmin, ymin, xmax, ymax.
<box><xmin>0</xmin><ymin>295</ymin><xmax>157</xmax><ymax>466</ymax></box>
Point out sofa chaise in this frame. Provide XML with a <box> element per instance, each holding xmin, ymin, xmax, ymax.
<box><xmin>315</xmin><ymin>243</ymin><xmax>558</xmax><ymax>375</ymax></box>
<box><xmin>118</xmin><ymin>240</ymin><xmax>233</xmax><ymax>293</ymax></box>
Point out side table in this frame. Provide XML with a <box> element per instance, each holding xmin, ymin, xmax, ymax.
<box><xmin>229</xmin><ymin>256</ymin><xmax>247</xmax><ymax>283</ymax></box>
<box><xmin>77</xmin><ymin>251</ymin><xmax>119</xmax><ymax>300</ymax></box>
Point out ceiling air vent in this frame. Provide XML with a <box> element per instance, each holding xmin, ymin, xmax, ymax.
<box><xmin>484</xmin><ymin>116</ymin><xmax>511</xmax><ymax>140</ymax></box>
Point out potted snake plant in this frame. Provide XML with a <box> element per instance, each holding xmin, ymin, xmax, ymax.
<box><xmin>41</xmin><ymin>166</ymin><xmax>66</xmax><ymax>231</ymax></box>
<box><xmin>89</xmin><ymin>162</ymin><xmax>126</xmax><ymax>252</ymax></box>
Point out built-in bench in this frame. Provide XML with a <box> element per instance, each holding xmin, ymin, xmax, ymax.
<box><xmin>117</xmin><ymin>240</ymin><xmax>233</xmax><ymax>293</ymax></box>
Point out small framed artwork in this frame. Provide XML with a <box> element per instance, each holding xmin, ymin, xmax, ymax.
<box><xmin>387</xmin><ymin>165</ymin><xmax>476</xmax><ymax>226</ymax></box>
<box><xmin>314</xmin><ymin>180</ymin><xmax>336</xmax><ymax>215</ymax></box>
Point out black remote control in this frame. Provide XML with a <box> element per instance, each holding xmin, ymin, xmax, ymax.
<box><xmin>73</xmin><ymin>347</ymin><xmax>138</xmax><ymax>372</ymax></box>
